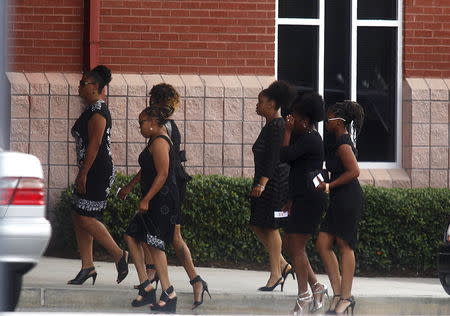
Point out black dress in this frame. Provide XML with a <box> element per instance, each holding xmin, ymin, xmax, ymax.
<box><xmin>125</xmin><ymin>135</ymin><xmax>180</xmax><ymax>251</ymax></box>
<box><xmin>71</xmin><ymin>100</ymin><xmax>115</xmax><ymax>218</ymax></box>
<box><xmin>164</xmin><ymin>119</ymin><xmax>191</xmax><ymax>225</ymax></box>
<box><xmin>280</xmin><ymin>130</ymin><xmax>327</xmax><ymax>234</ymax></box>
<box><xmin>320</xmin><ymin>134</ymin><xmax>363</xmax><ymax>249</ymax></box>
<box><xmin>250</xmin><ymin>118</ymin><xmax>289</xmax><ymax>229</ymax></box>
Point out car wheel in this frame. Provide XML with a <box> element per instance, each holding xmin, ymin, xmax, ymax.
<box><xmin>439</xmin><ymin>273</ymin><xmax>450</xmax><ymax>295</ymax></box>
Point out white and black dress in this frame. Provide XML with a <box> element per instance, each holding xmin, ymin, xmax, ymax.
<box><xmin>71</xmin><ymin>100</ymin><xmax>115</xmax><ymax>219</ymax></box>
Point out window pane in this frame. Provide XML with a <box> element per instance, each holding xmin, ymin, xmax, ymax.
<box><xmin>278</xmin><ymin>25</ymin><xmax>318</xmax><ymax>103</ymax></box>
<box><xmin>278</xmin><ymin>0</ymin><xmax>319</xmax><ymax>19</ymax></box>
<box><xmin>324</xmin><ymin>0</ymin><xmax>351</xmax><ymax>107</ymax></box>
<box><xmin>358</xmin><ymin>0</ymin><xmax>397</xmax><ymax>20</ymax></box>
<box><xmin>357</xmin><ymin>27</ymin><xmax>397</xmax><ymax>162</ymax></box>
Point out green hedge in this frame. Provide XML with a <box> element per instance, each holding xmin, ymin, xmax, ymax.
<box><xmin>53</xmin><ymin>173</ymin><xmax>450</xmax><ymax>274</ymax></box>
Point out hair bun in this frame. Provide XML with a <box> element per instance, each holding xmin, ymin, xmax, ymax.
<box><xmin>92</xmin><ymin>65</ymin><xmax>112</xmax><ymax>85</ymax></box>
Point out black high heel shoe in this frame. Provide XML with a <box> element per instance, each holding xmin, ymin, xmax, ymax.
<box><xmin>67</xmin><ymin>267</ymin><xmax>97</xmax><ymax>285</ymax></box>
<box><xmin>150</xmin><ymin>285</ymin><xmax>177</xmax><ymax>313</ymax></box>
<box><xmin>133</xmin><ymin>264</ymin><xmax>159</xmax><ymax>290</ymax></box>
<box><xmin>325</xmin><ymin>294</ymin><xmax>341</xmax><ymax>314</ymax></box>
<box><xmin>131</xmin><ymin>279</ymin><xmax>156</xmax><ymax>307</ymax></box>
<box><xmin>282</xmin><ymin>263</ymin><xmax>295</xmax><ymax>280</ymax></box>
<box><xmin>335</xmin><ymin>296</ymin><xmax>356</xmax><ymax>315</ymax></box>
<box><xmin>116</xmin><ymin>250</ymin><xmax>129</xmax><ymax>284</ymax></box>
<box><xmin>190</xmin><ymin>275</ymin><xmax>212</xmax><ymax>309</ymax></box>
<box><xmin>257</xmin><ymin>277</ymin><xmax>285</xmax><ymax>292</ymax></box>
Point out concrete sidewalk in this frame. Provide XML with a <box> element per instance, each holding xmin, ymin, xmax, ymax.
<box><xmin>18</xmin><ymin>257</ymin><xmax>450</xmax><ymax>315</ymax></box>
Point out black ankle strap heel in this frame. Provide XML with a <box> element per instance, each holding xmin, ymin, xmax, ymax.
<box><xmin>67</xmin><ymin>267</ymin><xmax>97</xmax><ymax>285</ymax></box>
<box><xmin>190</xmin><ymin>275</ymin><xmax>211</xmax><ymax>310</ymax></box>
<box><xmin>150</xmin><ymin>285</ymin><xmax>177</xmax><ymax>313</ymax></box>
<box><xmin>131</xmin><ymin>279</ymin><xmax>156</xmax><ymax>307</ymax></box>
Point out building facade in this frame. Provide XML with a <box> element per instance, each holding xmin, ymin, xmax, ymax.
<box><xmin>5</xmin><ymin>0</ymin><xmax>450</xmax><ymax>214</ymax></box>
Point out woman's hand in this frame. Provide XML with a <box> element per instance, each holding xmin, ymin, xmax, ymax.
<box><xmin>118</xmin><ymin>185</ymin><xmax>132</xmax><ymax>200</ymax></box>
<box><xmin>139</xmin><ymin>199</ymin><xmax>150</xmax><ymax>213</ymax></box>
<box><xmin>282</xmin><ymin>200</ymin><xmax>293</xmax><ymax>215</ymax></box>
<box><xmin>285</xmin><ymin>114</ymin><xmax>295</xmax><ymax>132</ymax></box>
<box><xmin>251</xmin><ymin>185</ymin><xmax>265</xmax><ymax>198</ymax></box>
<box><xmin>75</xmin><ymin>171</ymin><xmax>87</xmax><ymax>195</ymax></box>
<box><xmin>316</xmin><ymin>180</ymin><xmax>326</xmax><ymax>191</ymax></box>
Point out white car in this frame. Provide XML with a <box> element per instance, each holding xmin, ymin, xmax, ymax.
<box><xmin>0</xmin><ymin>150</ymin><xmax>51</xmax><ymax>311</ymax></box>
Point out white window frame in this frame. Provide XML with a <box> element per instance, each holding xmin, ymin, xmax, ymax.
<box><xmin>275</xmin><ymin>0</ymin><xmax>403</xmax><ymax>169</ymax></box>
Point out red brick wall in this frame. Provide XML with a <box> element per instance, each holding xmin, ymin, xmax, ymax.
<box><xmin>98</xmin><ymin>0</ymin><xmax>275</xmax><ymax>75</ymax></box>
<box><xmin>8</xmin><ymin>0</ymin><xmax>84</xmax><ymax>72</ymax></box>
<box><xmin>403</xmin><ymin>0</ymin><xmax>450</xmax><ymax>77</ymax></box>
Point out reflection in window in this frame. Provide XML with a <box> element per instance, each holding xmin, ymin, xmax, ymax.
<box><xmin>357</xmin><ymin>27</ymin><xmax>397</xmax><ymax>162</ymax></box>
<box><xmin>358</xmin><ymin>0</ymin><xmax>397</xmax><ymax>20</ymax></box>
<box><xmin>278</xmin><ymin>0</ymin><xmax>319</xmax><ymax>19</ymax></box>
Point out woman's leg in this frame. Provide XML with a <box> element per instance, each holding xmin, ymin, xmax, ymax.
<box><xmin>251</xmin><ymin>225</ymin><xmax>283</xmax><ymax>285</ymax></box>
<box><xmin>334</xmin><ymin>237</ymin><xmax>356</xmax><ymax>314</ymax></box>
<box><xmin>253</xmin><ymin>226</ymin><xmax>289</xmax><ymax>269</ymax></box>
<box><xmin>142</xmin><ymin>244</ymin><xmax>156</xmax><ymax>280</ymax></box>
<box><xmin>75</xmin><ymin>213</ymin><xmax>123</xmax><ymax>262</ymax></box>
<box><xmin>124</xmin><ymin>234</ymin><xmax>153</xmax><ymax>301</ymax></box>
<box><xmin>72</xmin><ymin>213</ymin><xmax>94</xmax><ymax>269</ymax></box>
<box><xmin>146</xmin><ymin>244</ymin><xmax>176</xmax><ymax>306</ymax></box>
<box><xmin>172</xmin><ymin>225</ymin><xmax>196</xmax><ymax>280</ymax></box>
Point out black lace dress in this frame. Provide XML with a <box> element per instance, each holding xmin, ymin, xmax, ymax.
<box><xmin>71</xmin><ymin>100</ymin><xmax>115</xmax><ymax>218</ymax></box>
<box><xmin>125</xmin><ymin>135</ymin><xmax>180</xmax><ymax>251</ymax></box>
<box><xmin>250</xmin><ymin>118</ymin><xmax>289</xmax><ymax>229</ymax></box>
<box><xmin>320</xmin><ymin>134</ymin><xmax>363</xmax><ymax>249</ymax></box>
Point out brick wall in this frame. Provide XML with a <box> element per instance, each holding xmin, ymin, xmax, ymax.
<box><xmin>404</xmin><ymin>0</ymin><xmax>450</xmax><ymax>78</ymax></box>
<box><xmin>8</xmin><ymin>0</ymin><xmax>84</xmax><ymax>72</ymax></box>
<box><xmin>99</xmin><ymin>0</ymin><xmax>275</xmax><ymax>75</ymax></box>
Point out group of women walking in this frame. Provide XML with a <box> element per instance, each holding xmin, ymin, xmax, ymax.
<box><xmin>66</xmin><ymin>64</ymin><xmax>364</xmax><ymax>315</ymax></box>
<box><xmin>68</xmin><ymin>65</ymin><xmax>208</xmax><ymax>313</ymax></box>
<box><xmin>250</xmin><ymin>81</ymin><xmax>364</xmax><ymax>315</ymax></box>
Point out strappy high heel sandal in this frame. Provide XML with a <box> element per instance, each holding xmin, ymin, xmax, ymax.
<box><xmin>131</xmin><ymin>279</ymin><xmax>156</xmax><ymax>307</ymax></box>
<box><xmin>116</xmin><ymin>250</ymin><xmax>129</xmax><ymax>284</ymax></box>
<box><xmin>133</xmin><ymin>264</ymin><xmax>159</xmax><ymax>290</ymax></box>
<box><xmin>190</xmin><ymin>275</ymin><xmax>211</xmax><ymax>310</ymax></box>
<box><xmin>292</xmin><ymin>291</ymin><xmax>313</xmax><ymax>316</ymax></box>
<box><xmin>335</xmin><ymin>296</ymin><xmax>356</xmax><ymax>315</ymax></box>
<box><xmin>150</xmin><ymin>285</ymin><xmax>177</xmax><ymax>313</ymax></box>
<box><xmin>311</xmin><ymin>281</ymin><xmax>329</xmax><ymax>312</ymax></box>
<box><xmin>282</xmin><ymin>263</ymin><xmax>296</xmax><ymax>280</ymax></box>
<box><xmin>67</xmin><ymin>267</ymin><xmax>97</xmax><ymax>285</ymax></box>
<box><xmin>325</xmin><ymin>294</ymin><xmax>341</xmax><ymax>314</ymax></box>
<box><xmin>258</xmin><ymin>277</ymin><xmax>285</xmax><ymax>292</ymax></box>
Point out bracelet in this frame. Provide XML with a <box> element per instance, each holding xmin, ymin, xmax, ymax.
<box><xmin>325</xmin><ymin>183</ymin><xmax>330</xmax><ymax>194</ymax></box>
<box><xmin>257</xmin><ymin>184</ymin><xmax>265</xmax><ymax>190</ymax></box>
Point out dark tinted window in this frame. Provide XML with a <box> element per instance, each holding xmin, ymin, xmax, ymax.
<box><xmin>278</xmin><ymin>0</ymin><xmax>319</xmax><ymax>19</ymax></box>
<box><xmin>356</xmin><ymin>27</ymin><xmax>397</xmax><ymax>162</ymax></box>
<box><xmin>278</xmin><ymin>25</ymin><xmax>318</xmax><ymax>98</ymax></box>
<box><xmin>358</xmin><ymin>0</ymin><xmax>397</xmax><ymax>20</ymax></box>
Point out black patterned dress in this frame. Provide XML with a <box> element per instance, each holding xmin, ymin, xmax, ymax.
<box><xmin>71</xmin><ymin>100</ymin><xmax>115</xmax><ymax>218</ymax></box>
<box><xmin>250</xmin><ymin>118</ymin><xmax>289</xmax><ymax>229</ymax></box>
<box><xmin>125</xmin><ymin>135</ymin><xmax>180</xmax><ymax>251</ymax></box>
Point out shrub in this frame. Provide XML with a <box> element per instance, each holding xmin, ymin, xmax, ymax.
<box><xmin>53</xmin><ymin>173</ymin><xmax>450</xmax><ymax>275</ymax></box>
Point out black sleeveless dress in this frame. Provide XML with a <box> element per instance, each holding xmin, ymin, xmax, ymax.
<box><xmin>71</xmin><ymin>100</ymin><xmax>115</xmax><ymax>218</ymax></box>
<box><xmin>320</xmin><ymin>134</ymin><xmax>363</xmax><ymax>249</ymax></box>
<box><xmin>125</xmin><ymin>135</ymin><xmax>180</xmax><ymax>251</ymax></box>
<box><xmin>250</xmin><ymin>118</ymin><xmax>289</xmax><ymax>229</ymax></box>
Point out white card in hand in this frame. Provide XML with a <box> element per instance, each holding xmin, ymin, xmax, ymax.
<box><xmin>313</xmin><ymin>173</ymin><xmax>324</xmax><ymax>188</ymax></box>
<box><xmin>274</xmin><ymin>210</ymin><xmax>288</xmax><ymax>218</ymax></box>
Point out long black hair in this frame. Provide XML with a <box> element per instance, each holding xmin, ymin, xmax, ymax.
<box><xmin>328</xmin><ymin>100</ymin><xmax>365</xmax><ymax>143</ymax></box>
<box><xmin>86</xmin><ymin>65</ymin><xmax>112</xmax><ymax>94</ymax></box>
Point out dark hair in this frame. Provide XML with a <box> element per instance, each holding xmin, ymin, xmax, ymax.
<box><xmin>291</xmin><ymin>92</ymin><xmax>325</xmax><ymax>124</ymax></box>
<box><xmin>260</xmin><ymin>80</ymin><xmax>295</xmax><ymax>111</ymax></box>
<box><xmin>86</xmin><ymin>65</ymin><xmax>112</xmax><ymax>94</ymax></box>
<box><xmin>328</xmin><ymin>100</ymin><xmax>365</xmax><ymax>140</ymax></box>
<box><xmin>142</xmin><ymin>106</ymin><xmax>171</xmax><ymax>126</ymax></box>
<box><xmin>149</xmin><ymin>83</ymin><xmax>180</xmax><ymax>117</ymax></box>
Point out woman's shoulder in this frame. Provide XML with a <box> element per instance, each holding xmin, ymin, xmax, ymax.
<box><xmin>336</xmin><ymin>134</ymin><xmax>353</xmax><ymax>147</ymax></box>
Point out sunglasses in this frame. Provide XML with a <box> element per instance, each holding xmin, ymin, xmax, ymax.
<box><xmin>79</xmin><ymin>80</ymin><xmax>96</xmax><ymax>86</ymax></box>
<box><xmin>325</xmin><ymin>117</ymin><xmax>346</xmax><ymax>123</ymax></box>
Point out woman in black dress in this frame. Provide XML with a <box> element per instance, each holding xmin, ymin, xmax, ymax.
<box><xmin>122</xmin><ymin>106</ymin><xmax>179</xmax><ymax>313</ymax></box>
<box><xmin>250</xmin><ymin>81</ymin><xmax>292</xmax><ymax>291</ymax></box>
<box><xmin>68</xmin><ymin>65</ymin><xmax>128</xmax><ymax>285</ymax></box>
<box><xmin>316</xmin><ymin>101</ymin><xmax>364</xmax><ymax>315</ymax></box>
<box><xmin>280</xmin><ymin>93</ymin><xmax>328</xmax><ymax>315</ymax></box>
<box><xmin>120</xmin><ymin>83</ymin><xmax>210</xmax><ymax>309</ymax></box>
